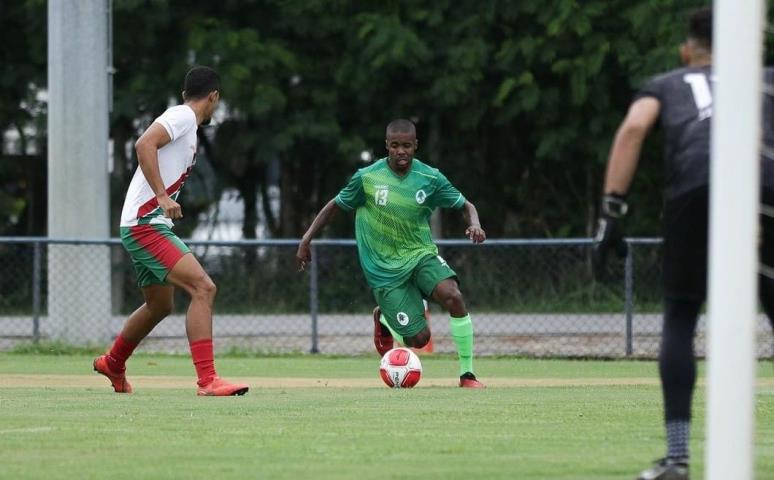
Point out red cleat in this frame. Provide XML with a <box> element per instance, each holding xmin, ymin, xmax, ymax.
<box><xmin>459</xmin><ymin>372</ymin><xmax>485</xmax><ymax>388</ymax></box>
<box><xmin>93</xmin><ymin>355</ymin><xmax>133</xmax><ymax>393</ymax></box>
<box><xmin>373</xmin><ymin>306</ymin><xmax>394</xmax><ymax>356</ymax></box>
<box><xmin>197</xmin><ymin>377</ymin><xmax>249</xmax><ymax>396</ymax></box>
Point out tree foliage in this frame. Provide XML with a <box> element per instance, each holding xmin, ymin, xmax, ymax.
<box><xmin>9</xmin><ymin>0</ymin><xmax>774</xmax><ymax>239</ymax></box>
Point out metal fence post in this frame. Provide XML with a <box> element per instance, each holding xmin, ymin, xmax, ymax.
<box><xmin>309</xmin><ymin>243</ymin><xmax>320</xmax><ymax>354</ymax></box>
<box><xmin>624</xmin><ymin>241</ymin><xmax>634</xmax><ymax>356</ymax></box>
<box><xmin>32</xmin><ymin>242</ymin><xmax>42</xmax><ymax>343</ymax></box>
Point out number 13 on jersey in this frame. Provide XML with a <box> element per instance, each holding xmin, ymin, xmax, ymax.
<box><xmin>375</xmin><ymin>187</ymin><xmax>389</xmax><ymax>206</ymax></box>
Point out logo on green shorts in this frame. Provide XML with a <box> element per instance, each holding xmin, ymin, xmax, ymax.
<box><xmin>397</xmin><ymin>312</ymin><xmax>409</xmax><ymax>326</ymax></box>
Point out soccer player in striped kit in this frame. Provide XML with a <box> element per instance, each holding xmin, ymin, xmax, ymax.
<box><xmin>297</xmin><ymin>119</ymin><xmax>486</xmax><ymax>388</ymax></box>
<box><xmin>94</xmin><ymin>66</ymin><xmax>248</xmax><ymax>396</ymax></box>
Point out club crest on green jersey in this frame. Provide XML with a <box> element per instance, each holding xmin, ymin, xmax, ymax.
<box><xmin>415</xmin><ymin>189</ymin><xmax>427</xmax><ymax>204</ymax></box>
<box><xmin>396</xmin><ymin>312</ymin><xmax>410</xmax><ymax>326</ymax></box>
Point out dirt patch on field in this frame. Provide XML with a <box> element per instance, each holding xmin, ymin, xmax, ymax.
<box><xmin>2</xmin><ymin>374</ymin><xmax>773</xmax><ymax>390</ymax></box>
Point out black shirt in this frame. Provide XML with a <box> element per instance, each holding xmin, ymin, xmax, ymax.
<box><xmin>636</xmin><ymin>65</ymin><xmax>774</xmax><ymax>199</ymax></box>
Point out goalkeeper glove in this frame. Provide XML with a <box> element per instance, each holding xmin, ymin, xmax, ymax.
<box><xmin>592</xmin><ymin>193</ymin><xmax>629</xmax><ymax>279</ymax></box>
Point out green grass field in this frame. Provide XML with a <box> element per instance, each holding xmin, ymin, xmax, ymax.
<box><xmin>1</xmin><ymin>353</ymin><xmax>773</xmax><ymax>479</ymax></box>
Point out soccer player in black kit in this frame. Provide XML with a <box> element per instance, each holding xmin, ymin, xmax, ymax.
<box><xmin>593</xmin><ymin>7</ymin><xmax>774</xmax><ymax>480</ymax></box>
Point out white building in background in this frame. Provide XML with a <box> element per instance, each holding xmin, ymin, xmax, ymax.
<box><xmin>3</xmin><ymin>125</ymin><xmax>39</xmax><ymax>156</ymax></box>
<box><xmin>192</xmin><ymin>184</ymin><xmax>280</xmax><ymax>241</ymax></box>
<box><xmin>2</xmin><ymin>88</ymin><xmax>47</xmax><ymax>156</ymax></box>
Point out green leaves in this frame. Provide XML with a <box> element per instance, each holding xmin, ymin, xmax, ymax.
<box><xmin>5</xmin><ymin>0</ymin><xmax>742</xmax><ymax>238</ymax></box>
<box><xmin>355</xmin><ymin>13</ymin><xmax>432</xmax><ymax>69</ymax></box>
<box><xmin>161</xmin><ymin>0</ymin><xmax>715</xmax><ymax>237</ymax></box>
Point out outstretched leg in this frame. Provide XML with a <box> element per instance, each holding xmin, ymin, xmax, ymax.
<box><xmin>94</xmin><ymin>284</ymin><xmax>174</xmax><ymax>393</ymax></box>
<box><xmin>636</xmin><ymin>298</ymin><xmax>700</xmax><ymax>480</ymax></box>
<box><xmin>167</xmin><ymin>253</ymin><xmax>248</xmax><ymax>396</ymax></box>
<box><xmin>431</xmin><ymin>278</ymin><xmax>482</xmax><ymax>388</ymax></box>
<box><xmin>119</xmin><ymin>284</ymin><xmax>175</xmax><ymax>343</ymax></box>
<box><xmin>659</xmin><ymin>298</ymin><xmax>702</xmax><ymax>461</ymax></box>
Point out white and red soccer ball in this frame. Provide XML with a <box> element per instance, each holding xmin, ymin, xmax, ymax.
<box><xmin>379</xmin><ymin>347</ymin><xmax>422</xmax><ymax>388</ymax></box>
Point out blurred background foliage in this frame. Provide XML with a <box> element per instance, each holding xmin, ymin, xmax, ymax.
<box><xmin>5</xmin><ymin>0</ymin><xmax>763</xmax><ymax>240</ymax></box>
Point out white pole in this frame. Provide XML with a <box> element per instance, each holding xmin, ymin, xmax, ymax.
<box><xmin>706</xmin><ymin>1</ymin><xmax>763</xmax><ymax>479</ymax></box>
<box><xmin>48</xmin><ymin>1</ymin><xmax>112</xmax><ymax>344</ymax></box>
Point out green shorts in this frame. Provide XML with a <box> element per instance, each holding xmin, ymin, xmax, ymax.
<box><xmin>120</xmin><ymin>224</ymin><xmax>190</xmax><ymax>288</ymax></box>
<box><xmin>372</xmin><ymin>254</ymin><xmax>457</xmax><ymax>337</ymax></box>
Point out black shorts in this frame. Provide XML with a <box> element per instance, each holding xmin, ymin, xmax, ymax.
<box><xmin>662</xmin><ymin>186</ymin><xmax>774</xmax><ymax>300</ymax></box>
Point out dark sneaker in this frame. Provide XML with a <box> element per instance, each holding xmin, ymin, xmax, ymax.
<box><xmin>373</xmin><ymin>306</ymin><xmax>393</xmax><ymax>356</ymax></box>
<box><xmin>636</xmin><ymin>457</ymin><xmax>689</xmax><ymax>480</ymax></box>
<box><xmin>459</xmin><ymin>372</ymin><xmax>485</xmax><ymax>388</ymax></box>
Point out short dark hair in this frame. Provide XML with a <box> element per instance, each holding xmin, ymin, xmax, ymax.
<box><xmin>688</xmin><ymin>6</ymin><xmax>712</xmax><ymax>49</ymax></box>
<box><xmin>386</xmin><ymin>119</ymin><xmax>416</xmax><ymax>137</ymax></box>
<box><xmin>183</xmin><ymin>65</ymin><xmax>220</xmax><ymax>100</ymax></box>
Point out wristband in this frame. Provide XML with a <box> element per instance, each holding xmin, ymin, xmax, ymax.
<box><xmin>601</xmin><ymin>194</ymin><xmax>628</xmax><ymax>218</ymax></box>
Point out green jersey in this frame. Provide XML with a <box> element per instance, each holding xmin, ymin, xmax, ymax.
<box><xmin>335</xmin><ymin>158</ymin><xmax>466</xmax><ymax>288</ymax></box>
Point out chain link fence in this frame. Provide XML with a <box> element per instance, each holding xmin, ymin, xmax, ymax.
<box><xmin>0</xmin><ymin>237</ymin><xmax>772</xmax><ymax>358</ymax></box>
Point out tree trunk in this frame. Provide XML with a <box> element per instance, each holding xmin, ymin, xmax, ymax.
<box><xmin>239</xmin><ymin>170</ymin><xmax>258</xmax><ymax>240</ymax></box>
<box><xmin>259</xmin><ymin>166</ymin><xmax>279</xmax><ymax>237</ymax></box>
<box><xmin>280</xmin><ymin>156</ymin><xmax>303</xmax><ymax>238</ymax></box>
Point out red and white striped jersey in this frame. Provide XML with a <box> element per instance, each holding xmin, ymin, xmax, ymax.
<box><xmin>120</xmin><ymin>105</ymin><xmax>197</xmax><ymax>228</ymax></box>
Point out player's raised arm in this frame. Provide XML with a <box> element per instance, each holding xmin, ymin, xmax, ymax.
<box><xmin>135</xmin><ymin>122</ymin><xmax>181</xmax><ymax>219</ymax></box>
<box><xmin>296</xmin><ymin>199</ymin><xmax>342</xmax><ymax>271</ymax></box>
<box><xmin>462</xmin><ymin>201</ymin><xmax>486</xmax><ymax>244</ymax></box>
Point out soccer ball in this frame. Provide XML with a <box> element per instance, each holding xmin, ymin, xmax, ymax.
<box><xmin>379</xmin><ymin>347</ymin><xmax>422</xmax><ymax>388</ymax></box>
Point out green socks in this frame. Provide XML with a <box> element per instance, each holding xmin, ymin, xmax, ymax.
<box><xmin>450</xmin><ymin>314</ymin><xmax>474</xmax><ymax>376</ymax></box>
<box><xmin>380</xmin><ymin>312</ymin><xmax>474</xmax><ymax>376</ymax></box>
<box><xmin>379</xmin><ymin>314</ymin><xmax>404</xmax><ymax>346</ymax></box>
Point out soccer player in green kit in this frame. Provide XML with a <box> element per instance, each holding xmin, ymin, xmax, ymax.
<box><xmin>296</xmin><ymin>119</ymin><xmax>486</xmax><ymax>388</ymax></box>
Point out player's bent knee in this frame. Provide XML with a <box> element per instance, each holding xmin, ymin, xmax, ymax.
<box><xmin>441</xmin><ymin>289</ymin><xmax>465</xmax><ymax>311</ymax></box>
<box><xmin>405</xmin><ymin>329</ymin><xmax>431</xmax><ymax>348</ymax></box>
<box><xmin>191</xmin><ymin>275</ymin><xmax>217</xmax><ymax>300</ymax></box>
<box><xmin>206</xmin><ymin>278</ymin><xmax>217</xmax><ymax>296</ymax></box>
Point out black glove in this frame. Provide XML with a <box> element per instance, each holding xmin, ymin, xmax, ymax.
<box><xmin>592</xmin><ymin>194</ymin><xmax>629</xmax><ymax>279</ymax></box>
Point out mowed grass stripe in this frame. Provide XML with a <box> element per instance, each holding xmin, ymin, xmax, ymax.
<box><xmin>0</xmin><ymin>373</ymin><xmax>666</xmax><ymax>389</ymax></box>
<box><xmin>3</xmin><ymin>353</ymin><xmax>774</xmax><ymax>379</ymax></box>
<box><xmin>4</xmin><ymin>374</ymin><xmax>774</xmax><ymax>389</ymax></box>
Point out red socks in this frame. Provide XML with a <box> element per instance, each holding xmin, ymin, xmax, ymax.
<box><xmin>107</xmin><ymin>334</ymin><xmax>138</xmax><ymax>373</ymax></box>
<box><xmin>190</xmin><ymin>338</ymin><xmax>217</xmax><ymax>387</ymax></box>
<box><xmin>107</xmin><ymin>336</ymin><xmax>217</xmax><ymax>386</ymax></box>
